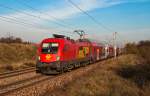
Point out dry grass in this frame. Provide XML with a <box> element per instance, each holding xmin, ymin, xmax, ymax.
<box><xmin>43</xmin><ymin>54</ymin><xmax>150</xmax><ymax>96</ymax></box>
<box><xmin>0</xmin><ymin>43</ymin><xmax>37</xmax><ymax>72</ymax></box>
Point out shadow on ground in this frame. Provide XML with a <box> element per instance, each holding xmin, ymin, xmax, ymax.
<box><xmin>116</xmin><ymin>64</ymin><xmax>150</xmax><ymax>88</ymax></box>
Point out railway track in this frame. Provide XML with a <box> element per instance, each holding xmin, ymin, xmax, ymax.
<box><xmin>0</xmin><ymin>74</ymin><xmax>53</xmax><ymax>95</ymax></box>
<box><xmin>0</xmin><ymin>67</ymin><xmax>36</xmax><ymax>79</ymax></box>
<box><xmin>0</xmin><ymin>58</ymin><xmax>114</xmax><ymax>96</ymax></box>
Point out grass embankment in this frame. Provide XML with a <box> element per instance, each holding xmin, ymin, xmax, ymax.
<box><xmin>0</xmin><ymin>43</ymin><xmax>37</xmax><ymax>72</ymax></box>
<box><xmin>44</xmin><ymin>54</ymin><xmax>150</xmax><ymax>96</ymax></box>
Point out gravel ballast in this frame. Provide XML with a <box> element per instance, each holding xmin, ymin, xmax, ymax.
<box><xmin>2</xmin><ymin>60</ymin><xmax>107</xmax><ymax>96</ymax></box>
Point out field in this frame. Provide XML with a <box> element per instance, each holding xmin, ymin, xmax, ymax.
<box><xmin>0</xmin><ymin>43</ymin><xmax>37</xmax><ymax>72</ymax></box>
<box><xmin>43</xmin><ymin>54</ymin><xmax>150</xmax><ymax>96</ymax></box>
<box><xmin>0</xmin><ymin>40</ymin><xmax>149</xmax><ymax>96</ymax></box>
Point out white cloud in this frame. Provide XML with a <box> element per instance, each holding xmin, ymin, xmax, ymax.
<box><xmin>0</xmin><ymin>0</ymin><xmax>125</xmax><ymax>25</ymax></box>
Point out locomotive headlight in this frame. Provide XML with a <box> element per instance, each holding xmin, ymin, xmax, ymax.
<box><xmin>56</xmin><ymin>56</ymin><xmax>60</xmax><ymax>61</ymax></box>
<box><xmin>38</xmin><ymin>56</ymin><xmax>41</xmax><ymax>60</ymax></box>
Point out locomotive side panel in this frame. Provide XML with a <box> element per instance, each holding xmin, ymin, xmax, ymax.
<box><xmin>61</xmin><ymin>40</ymin><xmax>77</xmax><ymax>61</ymax></box>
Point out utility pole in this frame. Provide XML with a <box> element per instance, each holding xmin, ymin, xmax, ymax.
<box><xmin>113</xmin><ymin>32</ymin><xmax>117</xmax><ymax>58</ymax></box>
<box><xmin>74</xmin><ymin>30</ymin><xmax>85</xmax><ymax>39</ymax></box>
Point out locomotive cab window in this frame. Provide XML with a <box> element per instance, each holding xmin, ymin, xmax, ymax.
<box><xmin>42</xmin><ymin>43</ymin><xmax>59</xmax><ymax>54</ymax></box>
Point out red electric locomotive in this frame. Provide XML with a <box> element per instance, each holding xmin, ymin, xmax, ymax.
<box><xmin>36</xmin><ymin>34</ymin><xmax>109</xmax><ymax>74</ymax></box>
<box><xmin>36</xmin><ymin>34</ymin><xmax>78</xmax><ymax>74</ymax></box>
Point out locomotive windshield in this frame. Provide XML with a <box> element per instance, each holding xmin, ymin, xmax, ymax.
<box><xmin>42</xmin><ymin>43</ymin><xmax>59</xmax><ymax>54</ymax></box>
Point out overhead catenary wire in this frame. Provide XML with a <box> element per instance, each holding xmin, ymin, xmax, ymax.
<box><xmin>67</xmin><ymin>0</ymin><xmax>114</xmax><ymax>32</ymax></box>
<box><xmin>0</xmin><ymin>1</ymin><xmax>120</xmax><ymax>41</ymax></box>
<box><xmin>0</xmin><ymin>16</ymin><xmax>72</xmax><ymax>36</ymax></box>
<box><xmin>16</xmin><ymin>0</ymin><xmax>75</xmax><ymax>30</ymax></box>
<box><xmin>0</xmin><ymin>12</ymin><xmax>71</xmax><ymax>34</ymax></box>
<box><xmin>68</xmin><ymin>0</ymin><xmax>122</xmax><ymax>46</ymax></box>
<box><xmin>0</xmin><ymin>16</ymin><xmax>75</xmax><ymax>37</ymax></box>
<box><xmin>0</xmin><ymin>15</ymin><xmax>48</xmax><ymax>29</ymax></box>
<box><xmin>16</xmin><ymin>0</ymin><xmax>88</xmax><ymax>36</ymax></box>
<box><xmin>0</xmin><ymin>17</ymin><xmax>28</xmax><ymax>27</ymax></box>
<box><xmin>0</xmin><ymin>16</ymin><xmax>54</xmax><ymax>32</ymax></box>
<box><xmin>0</xmin><ymin>3</ymin><xmax>74</xmax><ymax>30</ymax></box>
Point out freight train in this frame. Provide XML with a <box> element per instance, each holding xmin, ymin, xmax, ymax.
<box><xmin>36</xmin><ymin>34</ymin><xmax>120</xmax><ymax>74</ymax></box>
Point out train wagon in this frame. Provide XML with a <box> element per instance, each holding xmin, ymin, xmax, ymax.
<box><xmin>36</xmin><ymin>34</ymin><xmax>117</xmax><ymax>74</ymax></box>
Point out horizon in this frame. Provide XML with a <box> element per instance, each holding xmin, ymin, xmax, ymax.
<box><xmin>0</xmin><ymin>0</ymin><xmax>150</xmax><ymax>45</ymax></box>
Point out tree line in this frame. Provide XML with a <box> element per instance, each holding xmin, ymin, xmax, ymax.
<box><xmin>0</xmin><ymin>36</ymin><xmax>31</xmax><ymax>44</ymax></box>
<box><xmin>125</xmin><ymin>40</ymin><xmax>150</xmax><ymax>64</ymax></box>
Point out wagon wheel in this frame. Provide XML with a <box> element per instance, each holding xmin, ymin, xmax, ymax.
<box><xmin>58</xmin><ymin>66</ymin><xmax>64</xmax><ymax>74</ymax></box>
<box><xmin>75</xmin><ymin>62</ymin><xmax>80</xmax><ymax>68</ymax></box>
<box><xmin>66</xmin><ymin>64</ymin><xmax>73</xmax><ymax>71</ymax></box>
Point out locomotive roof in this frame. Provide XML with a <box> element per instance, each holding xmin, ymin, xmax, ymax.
<box><xmin>41</xmin><ymin>36</ymin><xmax>107</xmax><ymax>47</ymax></box>
<box><xmin>76</xmin><ymin>39</ymin><xmax>105</xmax><ymax>46</ymax></box>
<box><xmin>41</xmin><ymin>37</ymin><xmax>75</xmax><ymax>43</ymax></box>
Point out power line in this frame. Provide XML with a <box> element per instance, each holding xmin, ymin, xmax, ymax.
<box><xmin>0</xmin><ymin>15</ymin><xmax>47</xmax><ymax>28</ymax></box>
<box><xmin>116</xmin><ymin>32</ymin><xmax>127</xmax><ymax>47</ymax></box>
<box><xmin>0</xmin><ymin>17</ymin><xmax>26</xmax><ymax>27</ymax></box>
<box><xmin>67</xmin><ymin>0</ymin><xmax>114</xmax><ymax>32</ymax></box>
<box><xmin>0</xmin><ymin>15</ymin><xmax>54</xmax><ymax>30</ymax></box>
<box><xmin>0</xmin><ymin>16</ymin><xmax>69</xmax><ymax>35</ymax></box>
<box><xmin>0</xmin><ymin>12</ymin><xmax>67</xmax><ymax>31</ymax></box>
<box><xmin>0</xmin><ymin>16</ymin><xmax>75</xmax><ymax>37</ymax></box>
<box><xmin>0</xmin><ymin>2</ymin><xmax>75</xmax><ymax>38</ymax></box>
<box><xmin>17</xmin><ymin>0</ymin><xmax>75</xmax><ymax>30</ymax></box>
<box><xmin>0</xmin><ymin>3</ymin><xmax>73</xmax><ymax>30</ymax></box>
<box><xmin>0</xmin><ymin>16</ymin><xmax>52</xmax><ymax>31</ymax></box>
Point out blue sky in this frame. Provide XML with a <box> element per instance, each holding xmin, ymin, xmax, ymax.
<box><xmin>0</xmin><ymin>0</ymin><xmax>150</xmax><ymax>45</ymax></box>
